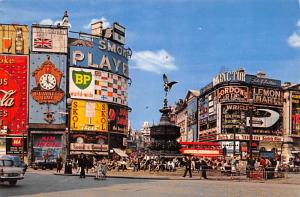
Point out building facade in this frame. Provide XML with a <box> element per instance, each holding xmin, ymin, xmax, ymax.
<box><xmin>173</xmin><ymin>68</ymin><xmax>299</xmax><ymax>161</ymax></box>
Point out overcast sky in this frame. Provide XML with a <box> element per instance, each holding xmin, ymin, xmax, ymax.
<box><xmin>1</xmin><ymin>0</ymin><xmax>300</xmax><ymax>130</ymax></box>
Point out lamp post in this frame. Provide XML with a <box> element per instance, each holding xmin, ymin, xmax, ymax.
<box><xmin>232</xmin><ymin>119</ymin><xmax>238</xmax><ymax>157</ymax></box>
<box><xmin>249</xmin><ymin>99</ymin><xmax>254</xmax><ymax>162</ymax></box>
<box><xmin>233</xmin><ymin>125</ymin><xmax>236</xmax><ymax>157</ymax></box>
<box><xmin>66</xmin><ymin>98</ymin><xmax>72</xmax><ymax>159</ymax></box>
<box><xmin>21</xmin><ymin>121</ymin><xmax>25</xmax><ymax>162</ymax></box>
<box><xmin>107</xmin><ymin>119</ymin><xmax>111</xmax><ymax>159</ymax></box>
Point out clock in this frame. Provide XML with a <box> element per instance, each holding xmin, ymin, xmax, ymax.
<box><xmin>39</xmin><ymin>74</ymin><xmax>57</xmax><ymax>90</ymax></box>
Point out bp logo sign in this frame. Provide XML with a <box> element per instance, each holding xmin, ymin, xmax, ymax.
<box><xmin>72</xmin><ymin>70</ymin><xmax>92</xmax><ymax>89</ymax></box>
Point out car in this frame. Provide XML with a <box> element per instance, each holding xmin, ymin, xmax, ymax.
<box><xmin>0</xmin><ymin>155</ymin><xmax>27</xmax><ymax>175</ymax></box>
<box><xmin>32</xmin><ymin>159</ymin><xmax>56</xmax><ymax>170</ymax></box>
<box><xmin>0</xmin><ymin>158</ymin><xmax>24</xmax><ymax>186</ymax></box>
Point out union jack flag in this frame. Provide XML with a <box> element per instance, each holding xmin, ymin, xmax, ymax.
<box><xmin>34</xmin><ymin>38</ymin><xmax>52</xmax><ymax>49</ymax></box>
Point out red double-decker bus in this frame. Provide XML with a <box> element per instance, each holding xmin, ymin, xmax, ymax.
<box><xmin>179</xmin><ymin>142</ymin><xmax>222</xmax><ymax>158</ymax></box>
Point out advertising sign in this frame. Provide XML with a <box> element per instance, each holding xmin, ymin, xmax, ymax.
<box><xmin>6</xmin><ymin>137</ymin><xmax>27</xmax><ymax>154</ymax></box>
<box><xmin>29</xmin><ymin>54</ymin><xmax>66</xmax><ymax>125</ymax></box>
<box><xmin>217</xmin><ymin>86</ymin><xmax>248</xmax><ymax>103</ymax></box>
<box><xmin>69</xmin><ymin>67</ymin><xmax>95</xmax><ymax>100</ymax></box>
<box><xmin>31</xmin><ymin>26</ymin><xmax>68</xmax><ymax>53</ymax></box>
<box><xmin>32</xmin><ymin>134</ymin><xmax>62</xmax><ymax>161</ymax></box>
<box><xmin>221</xmin><ymin>104</ymin><xmax>282</xmax><ymax>135</ymax></box>
<box><xmin>252</xmin><ymin>87</ymin><xmax>283</xmax><ymax>106</ymax></box>
<box><xmin>213</xmin><ymin>69</ymin><xmax>245</xmax><ymax>87</ymax></box>
<box><xmin>70</xmin><ymin>143</ymin><xmax>108</xmax><ymax>152</ymax></box>
<box><xmin>70</xmin><ymin>100</ymin><xmax>108</xmax><ymax>132</ymax></box>
<box><xmin>69</xmin><ymin>37</ymin><xmax>130</xmax><ymax>77</ymax></box>
<box><xmin>0</xmin><ymin>55</ymin><xmax>28</xmax><ymax>133</ymax></box>
<box><xmin>187</xmin><ymin>98</ymin><xmax>197</xmax><ymax>127</ymax></box>
<box><xmin>292</xmin><ymin>92</ymin><xmax>300</xmax><ymax>136</ymax></box>
<box><xmin>69</xmin><ymin>67</ymin><xmax>128</xmax><ymax>106</ymax></box>
<box><xmin>199</xmin><ymin>96</ymin><xmax>208</xmax><ymax>125</ymax></box>
<box><xmin>108</xmin><ymin>105</ymin><xmax>128</xmax><ymax>133</ymax></box>
<box><xmin>217</xmin><ymin>134</ymin><xmax>283</xmax><ymax>142</ymax></box>
<box><xmin>221</xmin><ymin>141</ymin><xmax>240</xmax><ymax>153</ymax></box>
<box><xmin>245</xmin><ymin>75</ymin><xmax>281</xmax><ymax>87</ymax></box>
<box><xmin>0</xmin><ymin>25</ymin><xmax>29</xmax><ymax>54</ymax></box>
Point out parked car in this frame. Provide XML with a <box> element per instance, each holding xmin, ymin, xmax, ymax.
<box><xmin>0</xmin><ymin>158</ymin><xmax>24</xmax><ymax>186</ymax></box>
<box><xmin>32</xmin><ymin>159</ymin><xmax>56</xmax><ymax>170</ymax></box>
<box><xmin>0</xmin><ymin>155</ymin><xmax>27</xmax><ymax>175</ymax></box>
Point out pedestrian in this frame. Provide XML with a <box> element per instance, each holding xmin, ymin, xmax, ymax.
<box><xmin>201</xmin><ymin>159</ymin><xmax>208</xmax><ymax>179</ymax></box>
<box><xmin>56</xmin><ymin>154</ymin><xmax>63</xmax><ymax>173</ymax></box>
<box><xmin>183</xmin><ymin>156</ymin><xmax>192</xmax><ymax>178</ymax></box>
<box><xmin>78</xmin><ymin>153</ymin><xmax>87</xmax><ymax>178</ymax></box>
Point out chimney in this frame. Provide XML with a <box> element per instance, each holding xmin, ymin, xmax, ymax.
<box><xmin>238</xmin><ymin>67</ymin><xmax>245</xmax><ymax>72</ymax></box>
<box><xmin>256</xmin><ymin>71</ymin><xmax>266</xmax><ymax>78</ymax></box>
<box><xmin>283</xmin><ymin>82</ymin><xmax>292</xmax><ymax>88</ymax></box>
<box><xmin>91</xmin><ymin>21</ymin><xmax>103</xmax><ymax>36</ymax></box>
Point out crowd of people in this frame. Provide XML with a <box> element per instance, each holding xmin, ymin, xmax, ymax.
<box><xmin>54</xmin><ymin>153</ymin><xmax>298</xmax><ymax>180</ymax></box>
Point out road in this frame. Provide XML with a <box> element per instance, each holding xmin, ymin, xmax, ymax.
<box><xmin>1</xmin><ymin>171</ymin><xmax>300</xmax><ymax>197</ymax></box>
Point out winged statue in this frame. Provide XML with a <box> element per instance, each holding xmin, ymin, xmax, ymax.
<box><xmin>163</xmin><ymin>73</ymin><xmax>177</xmax><ymax>98</ymax></box>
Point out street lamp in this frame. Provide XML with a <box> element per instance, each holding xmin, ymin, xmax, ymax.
<box><xmin>21</xmin><ymin>121</ymin><xmax>25</xmax><ymax>162</ymax></box>
<box><xmin>107</xmin><ymin>119</ymin><xmax>112</xmax><ymax>159</ymax></box>
<box><xmin>66</xmin><ymin>98</ymin><xmax>72</xmax><ymax>159</ymax></box>
<box><xmin>248</xmin><ymin>98</ymin><xmax>254</xmax><ymax>163</ymax></box>
<box><xmin>232</xmin><ymin>119</ymin><xmax>238</xmax><ymax>157</ymax></box>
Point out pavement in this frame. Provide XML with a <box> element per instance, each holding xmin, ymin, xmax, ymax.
<box><xmin>26</xmin><ymin>167</ymin><xmax>300</xmax><ymax>184</ymax></box>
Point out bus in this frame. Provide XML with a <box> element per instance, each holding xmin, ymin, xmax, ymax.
<box><xmin>179</xmin><ymin>142</ymin><xmax>222</xmax><ymax>158</ymax></box>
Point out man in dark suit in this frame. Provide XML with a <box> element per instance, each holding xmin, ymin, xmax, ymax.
<box><xmin>183</xmin><ymin>156</ymin><xmax>192</xmax><ymax>178</ymax></box>
<box><xmin>201</xmin><ymin>159</ymin><xmax>208</xmax><ymax>179</ymax></box>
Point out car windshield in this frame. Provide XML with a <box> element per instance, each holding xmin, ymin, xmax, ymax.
<box><xmin>0</xmin><ymin>155</ymin><xmax>21</xmax><ymax>167</ymax></box>
<box><xmin>0</xmin><ymin>160</ymin><xmax>14</xmax><ymax>167</ymax></box>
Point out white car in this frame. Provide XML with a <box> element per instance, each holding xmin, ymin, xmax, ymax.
<box><xmin>0</xmin><ymin>158</ymin><xmax>24</xmax><ymax>186</ymax></box>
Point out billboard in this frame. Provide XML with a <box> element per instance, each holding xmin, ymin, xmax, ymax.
<box><xmin>213</xmin><ymin>69</ymin><xmax>245</xmax><ymax>87</ymax></box>
<box><xmin>252</xmin><ymin>87</ymin><xmax>283</xmax><ymax>106</ymax></box>
<box><xmin>221</xmin><ymin>104</ymin><xmax>282</xmax><ymax>135</ymax></box>
<box><xmin>291</xmin><ymin>92</ymin><xmax>300</xmax><ymax>136</ymax></box>
<box><xmin>0</xmin><ymin>55</ymin><xmax>28</xmax><ymax>133</ymax></box>
<box><xmin>245</xmin><ymin>74</ymin><xmax>281</xmax><ymax>87</ymax></box>
<box><xmin>217</xmin><ymin>86</ymin><xmax>249</xmax><ymax>103</ymax></box>
<box><xmin>6</xmin><ymin>137</ymin><xmax>27</xmax><ymax>155</ymax></box>
<box><xmin>31</xmin><ymin>26</ymin><xmax>68</xmax><ymax>53</ymax></box>
<box><xmin>29</xmin><ymin>54</ymin><xmax>66</xmax><ymax>125</ymax></box>
<box><xmin>69</xmin><ymin>37</ymin><xmax>130</xmax><ymax>77</ymax></box>
<box><xmin>108</xmin><ymin>105</ymin><xmax>128</xmax><ymax>134</ymax></box>
<box><xmin>0</xmin><ymin>25</ymin><xmax>29</xmax><ymax>54</ymax></box>
<box><xmin>70</xmin><ymin>100</ymin><xmax>108</xmax><ymax>132</ymax></box>
<box><xmin>32</xmin><ymin>134</ymin><xmax>62</xmax><ymax>161</ymax></box>
<box><xmin>69</xmin><ymin>67</ymin><xmax>128</xmax><ymax>106</ymax></box>
<box><xmin>69</xmin><ymin>67</ymin><xmax>95</xmax><ymax>100</ymax></box>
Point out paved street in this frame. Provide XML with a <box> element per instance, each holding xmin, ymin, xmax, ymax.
<box><xmin>1</xmin><ymin>171</ymin><xmax>300</xmax><ymax>197</ymax></box>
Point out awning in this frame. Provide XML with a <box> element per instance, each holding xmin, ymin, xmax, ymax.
<box><xmin>113</xmin><ymin>148</ymin><xmax>128</xmax><ymax>157</ymax></box>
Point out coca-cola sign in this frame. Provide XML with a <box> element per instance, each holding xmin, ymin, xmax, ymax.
<box><xmin>0</xmin><ymin>55</ymin><xmax>28</xmax><ymax>134</ymax></box>
<box><xmin>0</xmin><ymin>68</ymin><xmax>21</xmax><ymax>126</ymax></box>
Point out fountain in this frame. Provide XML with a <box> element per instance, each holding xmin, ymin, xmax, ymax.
<box><xmin>148</xmin><ymin>74</ymin><xmax>181</xmax><ymax>157</ymax></box>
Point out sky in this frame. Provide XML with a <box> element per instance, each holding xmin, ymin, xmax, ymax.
<box><xmin>1</xmin><ymin>0</ymin><xmax>300</xmax><ymax>130</ymax></box>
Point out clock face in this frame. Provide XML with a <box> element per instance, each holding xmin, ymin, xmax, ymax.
<box><xmin>39</xmin><ymin>74</ymin><xmax>57</xmax><ymax>90</ymax></box>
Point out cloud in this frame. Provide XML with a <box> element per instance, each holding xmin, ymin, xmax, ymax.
<box><xmin>84</xmin><ymin>17</ymin><xmax>110</xmax><ymax>30</ymax></box>
<box><xmin>131</xmin><ymin>49</ymin><xmax>178</xmax><ymax>74</ymax></box>
<box><xmin>288</xmin><ymin>32</ymin><xmax>300</xmax><ymax>48</ymax></box>
<box><xmin>39</xmin><ymin>18</ymin><xmax>71</xmax><ymax>27</ymax></box>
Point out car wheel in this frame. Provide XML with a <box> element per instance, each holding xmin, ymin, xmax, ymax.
<box><xmin>9</xmin><ymin>180</ymin><xmax>17</xmax><ymax>186</ymax></box>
